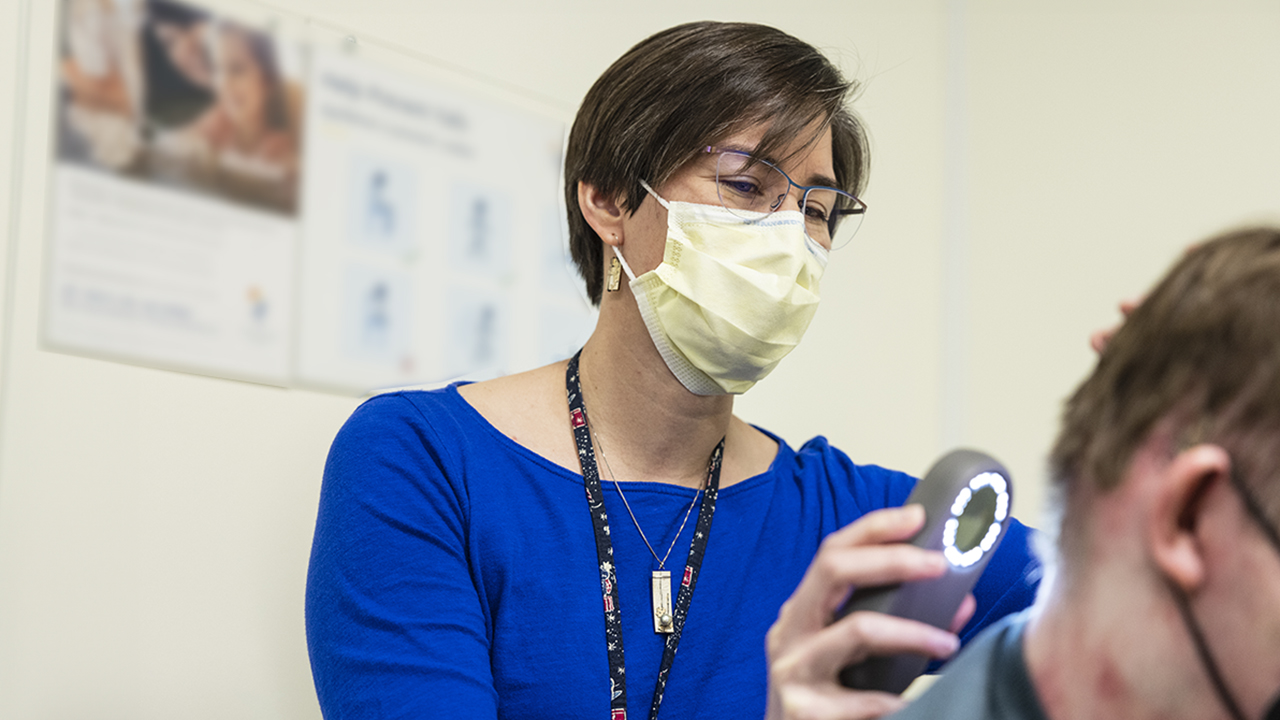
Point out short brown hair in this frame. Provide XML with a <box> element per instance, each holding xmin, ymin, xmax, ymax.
<box><xmin>564</xmin><ymin>21</ymin><xmax>868</xmax><ymax>304</ymax></box>
<box><xmin>1050</xmin><ymin>227</ymin><xmax>1280</xmax><ymax>552</ymax></box>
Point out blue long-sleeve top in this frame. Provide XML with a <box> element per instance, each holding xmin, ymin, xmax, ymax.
<box><xmin>306</xmin><ymin>386</ymin><xmax>1040</xmax><ymax>719</ymax></box>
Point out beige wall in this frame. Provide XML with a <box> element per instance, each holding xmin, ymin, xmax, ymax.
<box><xmin>0</xmin><ymin>1</ymin><xmax>1276</xmax><ymax>717</ymax></box>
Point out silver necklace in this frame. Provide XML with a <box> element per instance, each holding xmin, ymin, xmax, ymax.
<box><xmin>592</xmin><ymin>429</ymin><xmax>705</xmax><ymax>634</ymax></box>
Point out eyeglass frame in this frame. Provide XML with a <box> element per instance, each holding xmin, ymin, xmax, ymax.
<box><xmin>702</xmin><ymin>146</ymin><xmax>868</xmax><ymax>247</ymax></box>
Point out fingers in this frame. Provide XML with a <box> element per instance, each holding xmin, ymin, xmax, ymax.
<box><xmin>766</xmin><ymin>610</ymin><xmax>960</xmax><ymax>720</ymax></box>
<box><xmin>1092</xmin><ymin>296</ymin><xmax>1146</xmax><ymax>354</ymax></box>
<box><xmin>1089</xmin><ymin>327</ymin><xmax>1114</xmax><ymax>354</ymax></box>
<box><xmin>949</xmin><ymin>593</ymin><xmax>976</xmax><ymax>634</ymax></box>
<box><xmin>765</xmin><ymin>506</ymin><xmax>963</xmax><ymax>720</ymax></box>
<box><xmin>820</xmin><ymin>545</ymin><xmax>948</xmax><ymax>619</ymax></box>
<box><xmin>823</xmin><ymin>504</ymin><xmax>928</xmax><ymax>548</ymax></box>
<box><xmin>783</xmin><ymin>506</ymin><xmax>945</xmax><ymax>625</ymax></box>
<box><xmin>771</xmin><ymin>684</ymin><xmax>906</xmax><ymax>720</ymax></box>
<box><xmin>1090</xmin><ymin>295</ymin><xmax>1147</xmax><ymax>354</ymax></box>
<box><xmin>780</xmin><ymin>611</ymin><xmax>960</xmax><ymax>682</ymax></box>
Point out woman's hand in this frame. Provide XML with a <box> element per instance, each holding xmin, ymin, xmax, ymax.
<box><xmin>765</xmin><ymin>505</ymin><xmax>973</xmax><ymax>720</ymax></box>
<box><xmin>1089</xmin><ymin>297</ymin><xmax>1142</xmax><ymax>354</ymax></box>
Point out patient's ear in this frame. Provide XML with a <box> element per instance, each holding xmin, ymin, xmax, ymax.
<box><xmin>1149</xmin><ymin>444</ymin><xmax>1233</xmax><ymax>592</ymax></box>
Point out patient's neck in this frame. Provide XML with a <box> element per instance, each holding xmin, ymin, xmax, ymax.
<box><xmin>1023</xmin><ymin>560</ymin><xmax>1228</xmax><ymax>720</ymax></box>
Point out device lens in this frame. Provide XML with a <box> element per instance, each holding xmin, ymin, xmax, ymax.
<box><xmin>954</xmin><ymin>485</ymin><xmax>998</xmax><ymax>552</ymax></box>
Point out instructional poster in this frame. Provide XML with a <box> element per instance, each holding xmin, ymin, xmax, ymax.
<box><xmin>44</xmin><ymin>0</ymin><xmax>302</xmax><ymax>384</ymax></box>
<box><xmin>292</xmin><ymin>48</ymin><xmax>588</xmax><ymax>393</ymax></box>
<box><xmin>41</xmin><ymin>0</ymin><xmax>593</xmax><ymax>393</ymax></box>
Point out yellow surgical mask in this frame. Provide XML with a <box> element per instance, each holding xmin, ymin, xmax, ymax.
<box><xmin>614</xmin><ymin>181</ymin><xmax>828</xmax><ymax>395</ymax></box>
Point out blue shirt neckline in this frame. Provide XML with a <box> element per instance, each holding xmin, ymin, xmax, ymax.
<box><xmin>441</xmin><ymin>381</ymin><xmax>795</xmax><ymax>499</ymax></box>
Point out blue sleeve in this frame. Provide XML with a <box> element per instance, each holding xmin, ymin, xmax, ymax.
<box><xmin>957</xmin><ymin>518</ymin><xmax>1040</xmax><ymax>644</ymax></box>
<box><xmin>305</xmin><ymin>394</ymin><xmax>497</xmax><ymax>719</ymax></box>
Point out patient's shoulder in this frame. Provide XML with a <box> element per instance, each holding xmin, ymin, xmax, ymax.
<box><xmin>889</xmin><ymin>613</ymin><xmax>1044</xmax><ymax>720</ymax></box>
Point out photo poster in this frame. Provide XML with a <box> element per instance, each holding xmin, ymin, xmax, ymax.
<box><xmin>41</xmin><ymin>0</ymin><xmax>595</xmax><ymax>394</ymax></box>
<box><xmin>292</xmin><ymin>47</ymin><xmax>592</xmax><ymax>394</ymax></box>
<box><xmin>44</xmin><ymin>0</ymin><xmax>303</xmax><ymax>385</ymax></box>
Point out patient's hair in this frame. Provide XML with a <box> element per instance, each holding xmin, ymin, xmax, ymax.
<box><xmin>1050</xmin><ymin>227</ymin><xmax>1280</xmax><ymax>556</ymax></box>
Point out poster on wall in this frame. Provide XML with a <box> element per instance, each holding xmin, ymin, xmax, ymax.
<box><xmin>41</xmin><ymin>0</ymin><xmax>593</xmax><ymax>394</ymax></box>
<box><xmin>292</xmin><ymin>47</ymin><xmax>591</xmax><ymax>394</ymax></box>
<box><xmin>43</xmin><ymin>0</ymin><xmax>302</xmax><ymax>384</ymax></box>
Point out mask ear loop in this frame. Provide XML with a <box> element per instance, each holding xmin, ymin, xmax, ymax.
<box><xmin>613</xmin><ymin>179</ymin><xmax>665</xmax><ymax>284</ymax></box>
<box><xmin>1222</xmin><ymin>464</ymin><xmax>1280</xmax><ymax>720</ymax></box>
<box><xmin>1166</xmin><ymin>579</ymin><xmax>1249</xmax><ymax>720</ymax></box>
<box><xmin>638</xmin><ymin>179</ymin><xmax>671</xmax><ymax>211</ymax></box>
<box><xmin>1160</xmin><ymin>450</ymin><xmax>1276</xmax><ymax>720</ymax></box>
<box><xmin>613</xmin><ymin>246</ymin><xmax>637</xmax><ymax>283</ymax></box>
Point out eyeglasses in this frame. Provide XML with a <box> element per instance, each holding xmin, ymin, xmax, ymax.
<box><xmin>705</xmin><ymin>147</ymin><xmax>867</xmax><ymax>250</ymax></box>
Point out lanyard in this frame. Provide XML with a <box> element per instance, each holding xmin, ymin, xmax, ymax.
<box><xmin>566</xmin><ymin>351</ymin><xmax>722</xmax><ymax>720</ymax></box>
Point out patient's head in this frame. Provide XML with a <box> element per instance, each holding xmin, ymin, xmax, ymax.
<box><xmin>1049</xmin><ymin>228</ymin><xmax>1280</xmax><ymax>566</ymax></box>
<box><xmin>1030</xmin><ymin>228</ymin><xmax>1280</xmax><ymax>720</ymax></box>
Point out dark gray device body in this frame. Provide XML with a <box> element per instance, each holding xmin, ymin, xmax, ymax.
<box><xmin>835</xmin><ymin>449</ymin><xmax>1014</xmax><ymax>694</ymax></box>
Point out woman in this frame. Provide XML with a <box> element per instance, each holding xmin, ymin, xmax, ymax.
<box><xmin>306</xmin><ymin>21</ymin><xmax>1038</xmax><ymax>720</ymax></box>
<box><xmin>187</xmin><ymin>21</ymin><xmax>292</xmax><ymax>163</ymax></box>
<box><xmin>161</xmin><ymin>19</ymin><xmax>297</xmax><ymax>211</ymax></box>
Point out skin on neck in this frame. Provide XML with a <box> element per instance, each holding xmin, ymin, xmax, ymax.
<box><xmin>1024</xmin><ymin>549</ymin><xmax>1224</xmax><ymax>720</ymax></box>
<box><xmin>456</xmin><ymin>295</ymin><xmax>773</xmax><ymax>491</ymax></box>
<box><xmin>575</xmin><ymin>273</ymin><xmax>738</xmax><ymax>489</ymax></box>
<box><xmin>1023</xmin><ymin>440</ymin><xmax>1278</xmax><ymax>720</ymax></box>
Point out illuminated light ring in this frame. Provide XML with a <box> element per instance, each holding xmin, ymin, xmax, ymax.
<box><xmin>942</xmin><ymin>471</ymin><xmax>1011</xmax><ymax>568</ymax></box>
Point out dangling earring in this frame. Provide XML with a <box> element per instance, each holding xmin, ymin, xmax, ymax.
<box><xmin>606</xmin><ymin>237</ymin><xmax>622</xmax><ymax>292</ymax></box>
<box><xmin>607</xmin><ymin>257</ymin><xmax>622</xmax><ymax>292</ymax></box>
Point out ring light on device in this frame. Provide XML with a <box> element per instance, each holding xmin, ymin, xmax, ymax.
<box><xmin>835</xmin><ymin>449</ymin><xmax>1015</xmax><ymax>694</ymax></box>
<box><xmin>942</xmin><ymin>471</ymin><xmax>1009</xmax><ymax>568</ymax></box>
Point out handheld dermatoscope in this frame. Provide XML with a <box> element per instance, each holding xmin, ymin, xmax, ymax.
<box><xmin>835</xmin><ymin>449</ymin><xmax>1014</xmax><ymax>694</ymax></box>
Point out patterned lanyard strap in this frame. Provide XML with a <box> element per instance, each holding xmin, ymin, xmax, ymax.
<box><xmin>566</xmin><ymin>351</ymin><xmax>723</xmax><ymax>720</ymax></box>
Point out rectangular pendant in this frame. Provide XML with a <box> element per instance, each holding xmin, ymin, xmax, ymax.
<box><xmin>651</xmin><ymin>570</ymin><xmax>674</xmax><ymax>634</ymax></box>
<box><xmin>607</xmin><ymin>256</ymin><xmax>623</xmax><ymax>292</ymax></box>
